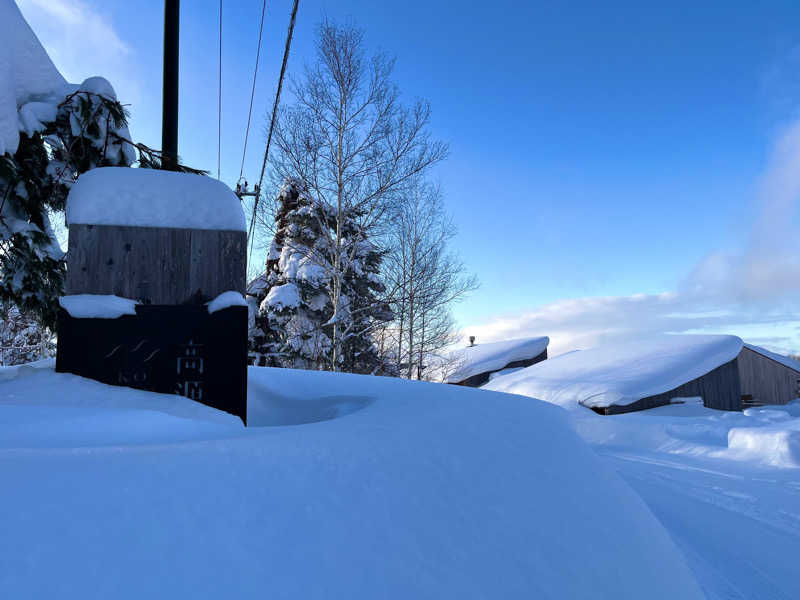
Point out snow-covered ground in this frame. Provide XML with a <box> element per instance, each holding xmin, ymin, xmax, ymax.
<box><xmin>571</xmin><ymin>402</ymin><xmax>800</xmax><ymax>599</ymax></box>
<box><xmin>0</xmin><ymin>362</ymin><xmax>705</xmax><ymax>599</ymax></box>
<box><xmin>4</xmin><ymin>361</ymin><xmax>800</xmax><ymax>598</ymax></box>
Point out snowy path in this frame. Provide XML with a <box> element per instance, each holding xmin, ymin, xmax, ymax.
<box><xmin>601</xmin><ymin>449</ymin><xmax>800</xmax><ymax>599</ymax></box>
<box><xmin>560</xmin><ymin>400</ymin><xmax>800</xmax><ymax>600</ymax></box>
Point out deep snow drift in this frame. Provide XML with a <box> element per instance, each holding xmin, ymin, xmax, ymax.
<box><xmin>485</xmin><ymin>334</ymin><xmax>743</xmax><ymax>409</ymax></box>
<box><xmin>0</xmin><ymin>362</ymin><xmax>704</xmax><ymax>599</ymax></box>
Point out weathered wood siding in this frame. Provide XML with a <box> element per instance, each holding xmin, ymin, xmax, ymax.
<box><xmin>66</xmin><ymin>224</ymin><xmax>246</xmax><ymax>305</ymax></box>
<box><xmin>455</xmin><ymin>348</ymin><xmax>548</xmax><ymax>388</ymax></box>
<box><xmin>738</xmin><ymin>347</ymin><xmax>800</xmax><ymax>406</ymax></box>
<box><xmin>597</xmin><ymin>358</ymin><xmax>742</xmax><ymax>415</ymax></box>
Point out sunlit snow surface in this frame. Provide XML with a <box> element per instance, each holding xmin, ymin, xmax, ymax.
<box><xmin>0</xmin><ymin>362</ymin><xmax>704</xmax><ymax>599</ymax></box>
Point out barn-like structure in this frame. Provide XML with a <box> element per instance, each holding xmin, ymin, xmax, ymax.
<box><xmin>739</xmin><ymin>344</ymin><xmax>800</xmax><ymax>407</ymax></box>
<box><xmin>438</xmin><ymin>337</ymin><xmax>550</xmax><ymax>387</ymax></box>
<box><xmin>484</xmin><ymin>335</ymin><xmax>800</xmax><ymax>415</ymax></box>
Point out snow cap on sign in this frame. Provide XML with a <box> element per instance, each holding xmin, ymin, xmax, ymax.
<box><xmin>66</xmin><ymin>167</ymin><xmax>246</xmax><ymax>232</ymax></box>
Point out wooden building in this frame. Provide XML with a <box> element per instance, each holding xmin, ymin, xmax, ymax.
<box><xmin>739</xmin><ymin>344</ymin><xmax>800</xmax><ymax>407</ymax></box>
<box><xmin>484</xmin><ymin>335</ymin><xmax>800</xmax><ymax>416</ymax></box>
<box><xmin>597</xmin><ymin>343</ymin><xmax>800</xmax><ymax>415</ymax></box>
<box><xmin>440</xmin><ymin>337</ymin><xmax>549</xmax><ymax>387</ymax></box>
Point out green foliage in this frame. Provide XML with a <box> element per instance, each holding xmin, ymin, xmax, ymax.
<box><xmin>0</xmin><ymin>85</ymin><xmax>201</xmax><ymax>330</ymax></box>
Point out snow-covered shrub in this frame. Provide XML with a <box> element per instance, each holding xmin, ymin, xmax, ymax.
<box><xmin>0</xmin><ymin>302</ymin><xmax>54</xmax><ymax>365</ymax></box>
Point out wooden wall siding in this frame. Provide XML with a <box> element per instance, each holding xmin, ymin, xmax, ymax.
<box><xmin>738</xmin><ymin>347</ymin><xmax>800</xmax><ymax>406</ymax></box>
<box><xmin>597</xmin><ymin>358</ymin><xmax>742</xmax><ymax>415</ymax></box>
<box><xmin>455</xmin><ymin>348</ymin><xmax>548</xmax><ymax>388</ymax></box>
<box><xmin>66</xmin><ymin>224</ymin><xmax>246</xmax><ymax>305</ymax></box>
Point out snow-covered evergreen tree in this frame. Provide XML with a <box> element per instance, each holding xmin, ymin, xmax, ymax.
<box><xmin>250</xmin><ymin>180</ymin><xmax>394</xmax><ymax>373</ymax></box>
<box><xmin>250</xmin><ymin>179</ymin><xmax>335</xmax><ymax>369</ymax></box>
<box><xmin>337</xmin><ymin>211</ymin><xmax>394</xmax><ymax>374</ymax></box>
<box><xmin>1</xmin><ymin>79</ymin><xmax>136</xmax><ymax>328</ymax></box>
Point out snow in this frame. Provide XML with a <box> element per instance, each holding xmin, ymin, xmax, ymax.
<box><xmin>0</xmin><ymin>362</ymin><xmax>705</xmax><ymax>599</ymax></box>
<box><xmin>436</xmin><ymin>336</ymin><xmax>550</xmax><ymax>383</ymax></box>
<box><xmin>488</xmin><ymin>366</ymin><xmax>525</xmax><ymax>381</ymax></box>
<box><xmin>263</xmin><ymin>282</ymin><xmax>301</xmax><ymax>311</ymax></box>
<box><xmin>247</xmin><ymin>272</ymin><xmax>268</xmax><ymax>296</ymax></box>
<box><xmin>0</xmin><ymin>0</ymin><xmax>67</xmax><ymax>156</ymax></box>
<box><xmin>66</xmin><ymin>167</ymin><xmax>246</xmax><ymax>231</ymax></box>
<box><xmin>485</xmin><ymin>334</ymin><xmax>743</xmax><ymax>410</ymax></box>
<box><xmin>206</xmin><ymin>290</ymin><xmax>246</xmax><ymax>314</ymax></box>
<box><xmin>559</xmin><ymin>401</ymin><xmax>800</xmax><ymax>598</ymax></box>
<box><xmin>745</xmin><ymin>343</ymin><xmax>800</xmax><ymax>372</ymax></box>
<box><xmin>58</xmin><ymin>294</ymin><xmax>138</xmax><ymax>319</ymax></box>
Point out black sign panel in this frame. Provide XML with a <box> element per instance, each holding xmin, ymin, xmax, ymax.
<box><xmin>56</xmin><ymin>305</ymin><xmax>247</xmax><ymax>424</ymax></box>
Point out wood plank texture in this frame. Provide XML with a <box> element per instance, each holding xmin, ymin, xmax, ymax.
<box><xmin>598</xmin><ymin>358</ymin><xmax>743</xmax><ymax>414</ymax></box>
<box><xmin>66</xmin><ymin>224</ymin><xmax>245</xmax><ymax>305</ymax></box>
<box><xmin>738</xmin><ymin>346</ymin><xmax>800</xmax><ymax>406</ymax></box>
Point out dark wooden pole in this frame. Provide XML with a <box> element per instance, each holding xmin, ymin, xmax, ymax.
<box><xmin>162</xmin><ymin>0</ymin><xmax>179</xmax><ymax>170</ymax></box>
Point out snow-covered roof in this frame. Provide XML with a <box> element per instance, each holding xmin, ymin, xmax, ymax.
<box><xmin>0</xmin><ymin>0</ymin><xmax>67</xmax><ymax>156</ymax></box>
<box><xmin>66</xmin><ymin>167</ymin><xmax>246</xmax><ymax>231</ymax></box>
<box><xmin>744</xmin><ymin>343</ymin><xmax>800</xmax><ymax>373</ymax></box>
<box><xmin>441</xmin><ymin>337</ymin><xmax>550</xmax><ymax>383</ymax></box>
<box><xmin>484</xmin><ymin>334</ymin><xmax>743</xmax><ymax>411</ymax></box>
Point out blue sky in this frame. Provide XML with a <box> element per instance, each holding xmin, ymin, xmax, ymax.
<box><xmin>17</xmin><ymin>0</ymin><xmax>800</xmax><ymax>354</ymax></box>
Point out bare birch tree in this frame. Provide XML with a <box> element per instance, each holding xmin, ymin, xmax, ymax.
<box><xmin>266</xmin><ymin>20</ymin><xmax>447</xmax><ymax>370</ymax></box>
<box><xmin>382</xmin><ymin>181</ymin><xmax>478</xmax><ymax>378</ymax></box>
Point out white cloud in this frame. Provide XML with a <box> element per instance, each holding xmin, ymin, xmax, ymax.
<box><xmin>464</xmin><ymin>292</ymin><xmax>800</xmax><ymax>357</ymax></box>
<box><xmin>16</xmin><ymin>0</ymin><xmax>140</xmax><ymax>106</ymax></box>
<box><xmin>684</xmin><ymin>120</ymin><xmax>800</xmax><ymax>302</ymax></box>
<box><xmin>465</xmin><ymin>120</ymin><xmax>800</xmax><ymax>358</ymax></box>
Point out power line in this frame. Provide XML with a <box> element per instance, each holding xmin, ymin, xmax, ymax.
<box><xmin>217</xmin><ymin>0</ymin><xmax>223</xmax><ymax>180</ymax></box>
<box><xmin>247</xmin><ymin>0</ymin><xmax>299</xmax><ymax>261</ymax></box>
<box><xmin>238</xmin><ymin>0</ymin><xmax>268</xmax><ymax>182</ymax></box>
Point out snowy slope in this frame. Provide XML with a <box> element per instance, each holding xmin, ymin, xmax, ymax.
<box><xmin>485</xmin><ymin>334</ymin><xmax>743</xmax><ymax>410</ymax></box>
<box><xmin>566</xmin><ymin>401</ymin><xmax>800</xmax><ymax>598</ymax></box>
<box><xmin>435</xmin><ymin>336</ymin><xmax>549</xmax><ymax>383</ymax></box>
<box><xmin>0</xmin><ymin>362</ymin><xmax>704</xmax><ymax>599</ymax></box>
<box><xmin>67</xmin><ymin>167</ymin><xmax>246</xmax><ymax>231</ymax></box>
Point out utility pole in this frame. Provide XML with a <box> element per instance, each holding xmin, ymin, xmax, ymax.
<box><xmin>162</xmin><ymin>0</ymin><xmax>179</xmax><ymax>170</ymax></box>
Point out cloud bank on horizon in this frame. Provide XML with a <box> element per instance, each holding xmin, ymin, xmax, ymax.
<box><xmin>467</xmin><ymin>120</ymin><xmax>800</xmax><ymax>356</ymax></box>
